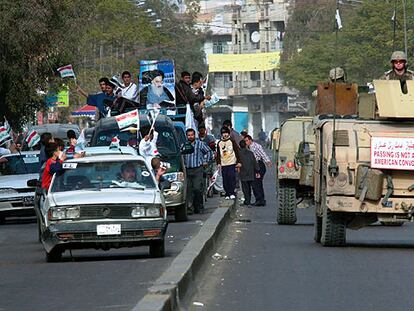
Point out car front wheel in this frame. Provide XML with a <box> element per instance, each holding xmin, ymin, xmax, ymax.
<box><xmin>45</xmin><ymin>248</ymin><xmax>63</xmax><ymax>262</ymax></box>
<box><xmin>149</xmin><ymin>240</ymin><xmax>165</xmax><ymax>258</ymax></box>
<box><xmin>174</xmin><ymin>203</ymin><xmax>188</xmax><ymax>222</ymax></box>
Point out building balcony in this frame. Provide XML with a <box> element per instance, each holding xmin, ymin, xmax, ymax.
<box><xmin>227</xmin><ymin>80</ymin><xmax>287</xmax><ymax>96</ymax></box>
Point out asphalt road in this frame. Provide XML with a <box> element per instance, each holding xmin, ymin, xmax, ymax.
<box><xmin>186</xmin><ymin>166</ymin><xmax>414</xmax><ymax>311</ymax></box>
<box><xmin>0</xmin><ymin>196</ymin><xmax>219</xmax><ymax>311</ymax></box>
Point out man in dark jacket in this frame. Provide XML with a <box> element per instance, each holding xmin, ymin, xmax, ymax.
<box><xmin>239</xmin><ymin>140</ymin><xmax>259</xmax><ymax>206</ymax></box>
<box><xmin>175</xmin><ymin>72</ymin><xmax>211</xmax><ymax>118</ymax></box>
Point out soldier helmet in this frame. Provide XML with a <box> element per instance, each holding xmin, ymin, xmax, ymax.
<box><xmin>390</xmin><ymin>51</ymin><xmax>407</xmax><ymax>62</ymax></box>
<box><xmin>329</xmin><ymin>67</ymin><xmax>345</xmax><ymax>81</ymax></box>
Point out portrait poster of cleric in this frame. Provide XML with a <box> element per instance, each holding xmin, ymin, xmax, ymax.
<box><xmin>139</xmin><ymin>60</ymin><xmax>175</xmax><ymax>111</ymax></box>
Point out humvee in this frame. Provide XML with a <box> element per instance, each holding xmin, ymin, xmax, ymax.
<box><xmin>273</xmin><ymin>116</ymin><xmax>315</xmax><ymax>224</ymax></box>
<box><xmin>314</xmin><ymin>80</ymin><xmax>414</xmax><ymax>246</ymax></box>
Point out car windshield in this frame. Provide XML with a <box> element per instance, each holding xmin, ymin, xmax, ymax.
<box><xmin>94</xmin><ymin>126</ymin><xmax>178</xmax><ymax>155</ymax></box>
<box><xmin>279</xmin><ymin>122</ymin><xmax>313</xmax><ymax>147</ymax></box>
<box><xmin>51</xmin><ymin>160</ymin><xmax>155</xmax><ymax>192</ymax></box>
<box><xmin>174</xmin><ymin>126</ymin><xmax>187</xmax><ymax>146</ymax></box>
<box><xmin>0</xmin><ymin>154</ymin><xmax>40</xmax><ymax>175</ymax></box>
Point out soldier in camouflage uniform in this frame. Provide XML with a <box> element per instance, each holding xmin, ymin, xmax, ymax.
<box><xmin>381</xmin><ymin>51</ymin><xmax>413</xmax><ymax>93</ymax></box>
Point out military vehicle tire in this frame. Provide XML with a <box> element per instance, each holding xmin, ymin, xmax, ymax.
<box><xmin>0</xmin><ymin>215</ymin><xmax>5</xmax><ymax>225</ymax></box>
<box><xmin>175</xmin><ymin>203</ymin><xmax>188</xmax><ymax>222</ymax></box>
<box><xmin>277</xmin><ymin>181</ymin><xmax>297</xmax><ymax>225</ymax></box>
<box><xmin>321</xmin><ymin>207</ymin><xmax>346</xmax><ymax>246</ymax></box>
<box><xmin>46</xmin><ymin>248</ymin><xmax>62</xmax><ymax>262</ymax></box>
<box><xmin>150</xmin><ymin>240</ymin><xmax>165</xmax><ymax>258</ymax></box>
<box><xmin>314</xmin><ymin>214</ymin><xmax>322</xmax><ymax>243</ymax></box>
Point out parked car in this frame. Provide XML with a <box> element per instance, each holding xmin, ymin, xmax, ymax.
<box><xmin>35</xmin><ymin>154</ymin><xmax>168</xmax><ymax>262</ymax></box>
<box><xmin>90</xmin><ymin>115</ymin><xmax>192</xmax><ymax>221</ymax></box>
<box><xmin>0</xmin><ymin>151</ymin><xmax>40</xmax><ymax>223</ymax></box>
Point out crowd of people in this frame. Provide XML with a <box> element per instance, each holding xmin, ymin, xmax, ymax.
<box><xmin>1</xmin><ymin>67</ymin><xmax>272</xmax><ymax>214</ymax></box>
<box><xmin>183</xmin><ymin>119</ymin><xmax>272</xmax><ymax>214</ymax></box>
<box><xmin>76</xmin><ymin>70</ymin><xmax>212</xmax><ymax>130</ymax></box>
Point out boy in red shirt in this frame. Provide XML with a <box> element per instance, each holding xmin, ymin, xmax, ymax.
<box><xmin>41</xmin><ymin>142</ymin><xmax>66</xmax><ymax>190</ymax></box>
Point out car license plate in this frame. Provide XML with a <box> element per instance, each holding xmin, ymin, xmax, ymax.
<box><xmin>23</xmin><ymin>196</ymin><xmax>34</xmax><ymax>204</ymax></box>
<box><xmin>96</xmin><ymin>224</ymin><xmax>121</xmax><ymax>235</ymax></box>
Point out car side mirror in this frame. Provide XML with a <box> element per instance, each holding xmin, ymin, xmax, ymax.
<box><xmin>181</xmin><ymin>141</ymin><xmax>194</xmax><ymax>155</ymax></box>
<box><xmin>27</xmin><ymin>179</ymin><xmax>38</xmax><ymax>187</ymax></box>
<box><xmin>159</xmin><ymin>180</ymin><xmax>171</xmax><ymax>191</ymax></box>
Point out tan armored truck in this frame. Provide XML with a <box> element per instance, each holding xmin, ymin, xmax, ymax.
<box><xmin>273</xmin><ymin>117</ymin><xmax>315</xmax><ymax>224</ymax></box>
<box><xmin>314</xmin><ymin>80</ymin><xmax>414</xmax><ymax>246</ymax></box>
<box><xmin>272</xmin><ymin>80</ymin><xmax>358</xmax><ymax>225</ymax></box>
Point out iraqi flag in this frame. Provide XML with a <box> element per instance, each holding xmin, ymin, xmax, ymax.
<box><xmin>25</xmin><ymin>130</ymin><xmax>41</xmax><ymax>148</ymax></box>
<box><xmin>0</xmin><ymin>126</ymin><xmax>12</xmax><ymax>146</ymax></box>
<box><xmin>115</xmin><ymin>109</ymin><xmax>139</xmax><ymax>130</ymax></box>
<box><xmin>109</xmin><ymin>136</ymin><xmax>120</xmax><ymax>149</ymax></box>
<box><xmin>57</xmin><ymin>64</ymin><xmax>76</xmax><ymax>79</ymax></box>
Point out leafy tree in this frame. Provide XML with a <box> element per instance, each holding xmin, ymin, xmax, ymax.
<box><xmin>0</xmin><ymin>0</ymin><xmax>207</xmax><ymax>128</ymax></box>
<box><xmin>0</xmin><ymin>0</ymin><xmax>95</xmax><ymax>128</ymax></box>
<box><xmin>280</xmin><ymin>0</ymin><xmax>414</xmax><ymax>93</ymax></box>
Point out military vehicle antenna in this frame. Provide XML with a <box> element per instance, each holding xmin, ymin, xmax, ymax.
<box><xmin>329</xmin><ymin>0</ymin><xmax>340</xmax><ymax>177</ymax></box>
<box><xmin>402</xmin><ymin>0</ymin><xmax>408</xmax><ymax>57</ymax></box>
<box><xmin>392</xmin><ymin>0</ymin><xmax>397</xmax><ymax>51</ymax></box>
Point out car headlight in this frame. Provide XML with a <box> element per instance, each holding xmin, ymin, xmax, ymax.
<box><xmin>51</xmin><ymin>208</ymin><xmax>66</xmax><ymax>220</ymax></box>
<box><xmin>66</xmin><ymin>207</ymin><xmax>80</xmax><ymax>219</ymax></box>
<box><xmin>170</xmin><ymin>182</ymin><xmax>180</xmax><ymax>192</ymax></box>
<box><xmin>49</xmin><ymin>206</ymin><xmax>80</xmax><ymax>220</ymax></box>
<box><xmin>131</xmin><ymin>205</ymin><xmax>161</xmax><ymax>217</ymax></box>
<box><xmin>146</xmin><ymin>206</ymin><xmax>160</xmax><ymax>217</ymax></box>
<box><xmin>131</xmin><ymin>206</ymin><xmax>146</xmax><ymax>217</ymax></box>
<box><xmin>0</xmin><ymin>188</ymin><xmax>18</xmax><ymax>196</ymax></box>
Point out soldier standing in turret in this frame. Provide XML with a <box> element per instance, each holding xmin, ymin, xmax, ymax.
<box><xmin>381</xmin><ymin>51</ymin><xmax>413</xmax><ymax>89</ymax></box>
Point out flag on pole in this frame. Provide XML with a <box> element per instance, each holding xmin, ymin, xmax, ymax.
<box><xmin>75</xmin><ymin>129</ymin><xmax>86</xmax><ymax>153</ymax></box>
<box><xmin>335</xmin><ymin>9</ymin><xmax>343</xmax><ymax>30</ymax></box>
<box><xmin>115</xmin><ymin>109</ymin><xmax>139</xmax><ymax>130</ymax></box>
<box><xmin>0</xmin><ymin>126</ymin><xmax>12</xmax><ymax>146</ymax></box>
<box><xmin>391</xmin><ymin>10</ymin><xmax>396</xmax><ymax>21</ymax></box>
<box><xmin>202</xmin><ymin>74</ymin><xmax>209</xmax><ymax>91</ymax></box>
<box><xmin>109</xmin><ymin>136</ymin><xmax>120</xmax><ymax>149</ymax></box>
<box><xmin>57</xmin><ymin>64</ymin><xmax>76</xmax><ymax>79</ymax></box>
<box><xmin>4</xmin><ymin>118</ymin><xmax>12</xmax><ymax>136</ymax></box>
<box><xmin>25</xmin><ymin>130</ymin><xmax>41</xmax><ymax>148</ymax></box>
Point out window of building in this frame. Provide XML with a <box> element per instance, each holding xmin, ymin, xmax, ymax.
<box><xmin>250</xmin><ymin>71</ymin><xmax>261</xmax><ymax>81</ymax></box>
<box><xmin>213</xmin><ymin>72</ymin><xmax>233</xmax><ymax>88</ymax></box>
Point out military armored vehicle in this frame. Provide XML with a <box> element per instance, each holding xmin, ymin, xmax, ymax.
<box><xmin>314</xmin><ymin>80</ymin><xmax>414</xmax><ymax>246</ymax></box>
<box><xmin>273</xmin><ymin>116</ymin><xmax>315</xmax><ymax>224</ymax></box>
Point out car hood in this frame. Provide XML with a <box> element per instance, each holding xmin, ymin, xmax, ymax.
<box><xmin>50</xmin><ymin>189</ymin><xmax>161</xmax><ymax>206</ymax></box>
<box><xmin>0</xmin><ymin>174</ymin><xmax>38</xmax><ymax>190</ymax></box>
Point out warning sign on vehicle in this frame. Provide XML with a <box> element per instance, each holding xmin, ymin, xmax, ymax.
<box><xmin>371</xmin><ymin>136</ymin><xmax>414</xmax><ymax>170</ymax></box>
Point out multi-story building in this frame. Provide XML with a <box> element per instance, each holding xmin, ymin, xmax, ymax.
<box><xmin>202</xmin><ymin>0</ymin><xmax>309</xmax><ymax>139</ymax></box>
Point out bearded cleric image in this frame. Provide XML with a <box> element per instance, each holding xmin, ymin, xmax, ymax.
<box><xmin>139</xmin><ymin>69</ymin><xmax>175</xmax><ymax>110</ymax></box>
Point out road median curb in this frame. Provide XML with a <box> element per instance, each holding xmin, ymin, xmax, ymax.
<box><xmin>133</xmin><ymin>198</ymin><xmax>236</xmax><ymax>311</ymax></box>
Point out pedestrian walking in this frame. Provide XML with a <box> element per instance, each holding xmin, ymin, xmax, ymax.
<box><xmin>183</xmin><ymin>128</ymin><xmax>213</xmax><ymax>213</ymax></box>
<box><xmin>216</xmin><ymin>127</ymin><xmax>241</xmax><ymax>200</ymax></box>
<box><xmin>199</xmin><ymin>124</ymin><xmax>216</xmax><ymax>197</ymax></box>
<box><xmin>244</xmin><ymin>135</ymin><xmax>272</xmax><ymax>206</ymax></box>
<box><xmin>239</xmin><ymin>140</ymin><xmax>260</xmax><ymax>206</ymax></box>
<box><xmin>222</xmin><ymin>119</ymin><xmax>243</xmax><ymax>144</ymax></box>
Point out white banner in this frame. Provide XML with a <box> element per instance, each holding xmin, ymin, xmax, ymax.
<box><xmin>371</xmin><ymin>136</ymin><xmax>414</xmax><ymax>170</ymax></box>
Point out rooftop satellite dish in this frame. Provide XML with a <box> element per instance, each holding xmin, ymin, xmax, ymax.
<box><xmin>251</xmin><ymin>31</ymin><xmax>260</xmax><ymax>43</ymax></box>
